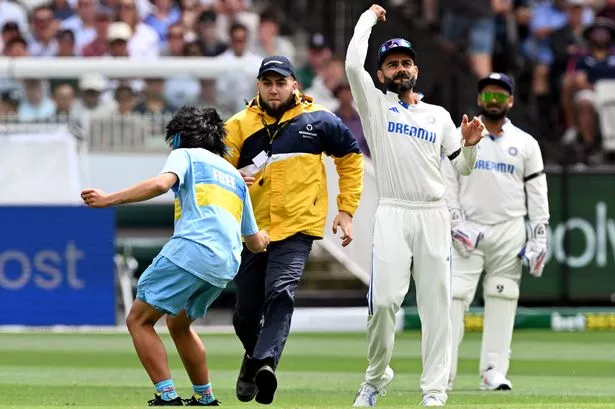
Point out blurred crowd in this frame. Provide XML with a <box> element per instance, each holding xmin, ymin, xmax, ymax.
<box><xmin>5</xmin><ymin>0</ymin><xmax>615</xmax><ymax>165</ymax></box>
<box><xmin>418</xmin><ymin>0</ymin><xmax>615</xmax><ymax>164</ymax></box>
<box><xmin>0</xmin><ymin>0</ymin><xmax>368</xmax><ymax>155</ymax></box>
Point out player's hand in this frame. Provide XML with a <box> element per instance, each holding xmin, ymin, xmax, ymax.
<box><xmin>518</xmin><ymin>223</ymin><xmax>548</xmax><ymax>278</ymax></box>
<box><xmin>332</xmin><ymin>211</ymin><xmax>353</xmax><ymax>247</ymax></box>
<box><xmin>450</xmin><ymin>208</ymin><xmax>483</xmax><ymax>257</ymax></box>
<box><xmin>239</xmin><ymin>170</ymin><xmax>255</xmax><ymax>186</ymax></box>
<box><xmin>518</xmin><ymin>240</ymin><xmax>547</xmax><ymax>277</ymax></box>
<box><xmin>257</xmin><ymin>230</ymin><xmax>270</xmax><ymax>252</ymax></box>
<box><xmin>460</xmin><ymin>114</ymin><xmax>486</xmax><ymax>146</ymax></box>
<box><xmin>369</xmin><ymin>4</ymin><xmax>386</xmax><ymax>22</ymax></box>
<box><xmin>81</xmin><ymin>188</ymin><xmax>111</xmax><ymax>208</ymax></box>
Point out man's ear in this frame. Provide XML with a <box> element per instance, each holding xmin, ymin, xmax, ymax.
<box><xmin>377</xmin><ymin>69</ymin><xmax>384</xmax><ymax>84</ymax></box>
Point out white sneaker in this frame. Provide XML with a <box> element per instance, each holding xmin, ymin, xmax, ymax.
<box><xmin>352</xmin><ymin>367</ymin><xmax>394</xmax><ymax>407</ymax></box>
<box><xmin>420</xmin><ymin>394</ymin><xmax>445</xmax><ymax>406</ymax></box>
<box><xmin>480</xmin><ymin>367</ymin><xmax>512</xmax><ymax>391</ymax></box>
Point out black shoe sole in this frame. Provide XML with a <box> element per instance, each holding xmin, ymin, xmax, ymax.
<box><xmin>254</xmin><ymin>367</ymin><xmax>277</xmax><ymax>405</ymax></box>
<box><xmin>495</xmin><ymin>384</ymin><xmax>512</xmax><ymax>391</ymax></box>
<box><xmin>236</xmin><ymin>381</ymin><xmax>257</xmax><ymax>402</ymax></box>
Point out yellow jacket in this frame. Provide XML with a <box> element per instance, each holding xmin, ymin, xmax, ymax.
<box><xmin>224</xmin><ymin>92</ymin><xmax>364</xmax><ymax>242</ymax></box>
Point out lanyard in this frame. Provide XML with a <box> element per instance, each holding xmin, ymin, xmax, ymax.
<box><xmin>259</xmin><ymin>115</ymin><xmax>292</xmax><ymax>156</ymax></box>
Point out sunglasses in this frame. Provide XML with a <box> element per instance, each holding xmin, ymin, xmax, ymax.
<box><xmin>380</xmin><ymin>38</ymin><xmax>413</xmax><ymax>53</ymax></box>
<box><xmin>480</xmin><ymin>91</ymin><xmax>510</xmax><ymax>104</ymax></box>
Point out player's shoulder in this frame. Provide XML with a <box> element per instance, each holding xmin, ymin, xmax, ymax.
<box><xmin>301</xmin><ymin>96</ymin><xmax>334</xmax><ymax>116</ymax></box>
<box><xmin>300</xmin><ymin>97</ymin><xmax>343</xmax><ymax>123</ymax></box>
<box><xmin>506</xmin><ymin>121</ymin><xmax>539</xmax><ymax>144</ymax></box>
<box><xmin>505</xmin><ymin>121</ymin><xmax>542</xmax><ymax>155</ymax></box>
<box><xmin>418</xmin><ymin>101</ymin><xmax>452</xmax><ymax>118</ymax></box>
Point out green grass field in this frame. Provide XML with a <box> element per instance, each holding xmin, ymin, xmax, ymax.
<box><xmin>1</xmin><ymin>329</ymin><xmax>614</xmax><ymax>408</ymax></box>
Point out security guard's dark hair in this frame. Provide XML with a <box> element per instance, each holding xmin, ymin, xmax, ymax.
<box><xmin>165</xmin><ymin>105</ymin><xmax>228</xmax><ymax>157</ymax></box>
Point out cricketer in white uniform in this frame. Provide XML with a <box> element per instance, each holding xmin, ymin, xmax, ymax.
<box><xmin>346</xmin><ymin>4</ymin><xmax>486</xmax><ymax>407</ymax></box>
<box><xmin>441</xmin><ymin>73</ymin><xmax>550</xmax><ymax>392</ymax></box>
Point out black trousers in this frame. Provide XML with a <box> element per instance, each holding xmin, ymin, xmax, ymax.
<box><xmin>232</xmin><ymin>233</ymin><xmax>314</xmax><ymax>368</ymax></box>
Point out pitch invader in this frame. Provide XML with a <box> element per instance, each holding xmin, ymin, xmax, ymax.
<box><xmin>442</xmin><ymin>73</ymin><xmax>550</xmax><ymax>391</ymax></box>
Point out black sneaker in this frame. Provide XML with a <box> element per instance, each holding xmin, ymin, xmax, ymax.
<box><xmin>254</xmin><ymin>365</ymin><xmax>277</xmax><ymax>405</ymax></box>
<box><xmin>236</xmin><ymin>353</ymin><xmax>258</xmax><ymax>402</ymax></box>
<box><xmin>148</xmin><ymin>393</ymin><xmax>184</xmax><ymax>406</ymax></box>
<box><xmin>183</xmin><ymin>394</ymin><xmax>221</xmax><ymax>406</ymax></box>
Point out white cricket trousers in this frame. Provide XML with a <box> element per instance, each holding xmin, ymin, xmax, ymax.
<box><xmin>366</xmin><ymin>198</ymin><xmax>452</xmax><ymax>401</ymax></box>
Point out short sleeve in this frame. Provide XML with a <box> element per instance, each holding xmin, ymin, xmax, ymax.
<box><xmin>160</xmin><ymin>149</ymin><xmax>190</xmax><ymax>192</ymax></box>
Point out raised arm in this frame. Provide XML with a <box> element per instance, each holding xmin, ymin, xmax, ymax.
<box><xmin>345</xmin><ymin>5</ymin><xmax>386</xmax><ymax>123</ymax></box>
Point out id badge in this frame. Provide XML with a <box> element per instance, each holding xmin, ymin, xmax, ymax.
<box><xmin>252</xmin><ymin>150</ymin><xmax>268</xmax><ymax>168</ymax></box>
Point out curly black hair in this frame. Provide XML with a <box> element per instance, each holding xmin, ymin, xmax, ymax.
<box><xmin>165</xmin><ymin>105</ymin><xmax>228</xmax><ymax>156</ymax></box>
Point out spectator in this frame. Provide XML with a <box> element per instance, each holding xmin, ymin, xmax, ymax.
<box><xmin>179</xmin><ymin>0</ymin><xmax>200</xmax><ymax>35</ymax></box>
<box><xmin>56</xmin><ymin>28</ymin><xmax>75</xmax><ymax>56</ymax></box>
<box><xmin>183</xmin><ymin>39</ymin><xmax>203</xmax><ymax>56</ymax></box>
<box><xmin>195</xmin><ymin>10</ymin><xmax>227</xmax><ymax>56</ymax></box>
<box><xmin>72</xmin><ymin>73</ymin><xmax>117</xmax><ymax>126</ymax></box>
<box><xmin>82</xmin><ymin>7</ymin><xmax>112</xmax><ymax>57</ymax></box>
<box><xmin>0</xmin><ymin>0</ymin><xmax>28</xmax><ymax>37</ymax></box>
<box><xmin>250</xmin><ymin>8</ymin><xmax>295</xmax><ymax>62</ymax></box>
<box><xmin>527</xmin><ymin>0</ymin><xmax>593</xmax><ymax>129</ymax></box>
<box><xmin>161</xmin><ymin>22</ymin><xmax>185</xmax><ymax>56</ymax></box>
<box><xmin>28</xmin><ymin>5</ymin><xmax>59</xmax><ymax>57</ymax></box>
<box><xmin>305</xmin><ymin>56</ymin><xmax>345</xmax><ymax>111</ymax></box>
<box><xmin>334</xmin><ymin>81</ymin><xmax>369</xmax><ymax>158</ymax></box>
<box><xmin>144</xmin><ymin>0</ymin><xmax>181</xmax><ymax>43</ymax></box>
<box><xmin>200</xmin><ymin>78</ymin><xmax>232</xmax><ymax>119</ymax></box>
<box><xmin>50</xmin><ymin>0</ymin><xmax>75</xmax><ymax>21</ymax></box>
<box><xmin>0</xmin><ymin>88</ymin><xmax>21</xmax><ymax>117</ymax></box>
<box><xmin>163</xmin><ymin>30</ymin><xmax>202</xmax><ymax>108</ymax></box>
<box><xmin>107</xmin><ymin>21</ymin><xmax>132</xmax><ymax>57</ymax></box>
<box><xmin>17</xmin><ymin>79</ymin><xmax>55</xmax><ymax>121</ymax></box>
<box><xmin>3</xmin><ymin>36</ymin><xmax>27</xmax><ymax>57</ymax></box>
<box><xmin>1</xmin><ymin>37</ymin><xmax>28</xmax><ymax>94</ymax></box>
<box><xmin>50</xmin><ymin>29</ymin><xmax>79</xmax><ymax>92</ymax></box>
<box><xmin>214</xmin><ymin>0</ymin><xmax>258</xmax><ymax>44</ymax></box>
<box><xmin>0</xmin><ymin>22</ymin><xmax>21</xmax><ymax>55</ymax></box>
<box><xmin>61</xmin><ymin>0</ymin><xmax>97</xmax><ymax>54</ymax></box>
<box><xmin>117</xmin><ymin>0</ymin><xmax>160</xmax><ymax>59</ymax></box>
<box><xmin>114</xmin><ymin>83</ymin><xmax>137</xmax><ymax>114</ymax></box>
<box><xmin>216</xmin><ymin>22</ymin><xmax>262</xmax><ymax>113</ymax></box>
<box><xmin>439</xmin><ymin>0</ymin><xmax>497</xmax><ymax>78</ymax></box>
<box><xmin>551</xmin><ymin>0</ymin><xmax>591</xmax><ymax>142</ymax></box>
<box><xmin>296</xmin><ymin>33</ymin><xmax>331</xmax><ymax>90</ymax></box>
<box><xmin>567</xmin><ymin>18</ymin><xmax>615</xmax><ymax>162</ymax></box>
<box><xmin>53</xmin><ymin>83</ymin><xmax>76</xmax><ymax>116</ymax></box>
<box><xmin>134</xmin><ymin>78</ymin><xmax>173</xmax><ymax>114</ymax></box>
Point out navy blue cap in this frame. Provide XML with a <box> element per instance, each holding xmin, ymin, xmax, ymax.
<box><xmin>377</xmin><ymin>38</ymin><xmax>416</xmax><ymax>68</ymax></box>
<box><xmin>257</xmin><ymin>55</ymin><xmax>296</xmax><ymax>79</ymax></box>
<box><xmin>478</xmin><ymin>72</ymin><xmax>514</xmax><ymax>95</ymax></box>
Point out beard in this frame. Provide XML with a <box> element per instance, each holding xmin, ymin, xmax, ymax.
<box><xmin>384</xmin><ymin>71</ymin><xmax>417</xmax><ymax>95</ymax></box>
<box><xmin>259</xmin><ymin>93</ymin><xmax>295</xmax><ymax>118</ymax></box>
<box><xmin>480</xmin><ymin>105</ymin><xmax>508</xmax><ymax>121</ymax></box>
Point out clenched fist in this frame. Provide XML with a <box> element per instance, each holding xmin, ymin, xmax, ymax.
<box><xmin>369</xmin><ymin>4</ymin><xmax>386</xmax><ymax>22</ymax></box>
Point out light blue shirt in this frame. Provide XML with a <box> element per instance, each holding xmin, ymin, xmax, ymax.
<box><xmin>159</xmin><ymin>148</ymin><xmax>258</xmax><ymax>287</ymax></box>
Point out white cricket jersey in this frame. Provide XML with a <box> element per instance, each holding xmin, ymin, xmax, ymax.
<box><xmin>442</xmin><ymin>119</ymin><xmax>550</xmax><ymax>225</ymax></box>
<box><xmin>345</xmin><ymin>10</ymin><xmax>478</xmax><ymax>203</ymax></box>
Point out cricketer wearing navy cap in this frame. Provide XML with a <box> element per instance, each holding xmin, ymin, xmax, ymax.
<box><xmin>257</xmin><ymin>55</ymin><xmax>296</xmax><ymax>79</ymax></box>
<box><xmin>478</xmin><ymin>72</ymin><xmax>515</xmax><ymax>95</ymax></box>
<box><xmin>477</xmin><ymin>73</ymin><xmax>515</xmax><ymax>121</ymax></box>
<box><xmin>375</xmin><ymin>38</ymin><xmax>419</xmax><ymax>96</ymax></box>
